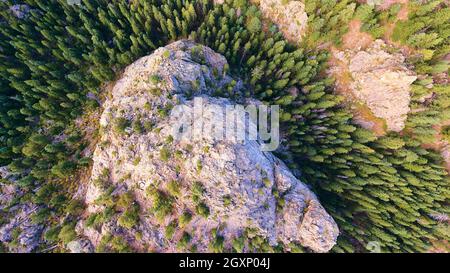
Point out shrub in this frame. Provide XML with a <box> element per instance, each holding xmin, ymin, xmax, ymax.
<box><xmin>160</xmin><ymin>147</ymin><xmax>171</xmax><ymax>162</ymax></box>
<box><xmin>132</xmin><ymin>157</ymin><xmax>141</xmax><ymax>166</ymax></box>
<box><xmin>143</xmin><ymin>120</ymin><xmax>154</xmax><ymax>132</ymax></box>
<box><xmin>209</xmin><ymin>234</ymin><xmax>225</xmax><ymax>253</ymax></box>
<box><xmin>232</xmin><ymin>236</ymin><xmax>245</xmax><ymax>253</ymax></box>
<box><xmin>58</xmin><ymin>223</ymin><xmax>77</xmax><ymax>244</ymax></box>
<box><xmin>65</xmin><ymin>199</ymin><xmax>85</xmax><ymax>216</ymax></box>
<box><xmin>44</xmin><ymin>226</ymin><xmax>61</xmax><ymax>243</ymax></box>
<box><xmin>162</xmin><ymin>50</ymin><xmax>171</xmax><ymax>59</ymax></box>
<box><xmin>117</xmin><ymin>192</ymin><xmax>134</xmax><ymax>210</ymax></box>
<box><xmin>149</xmin><ymin>74</ymin><xmax>162</xmax><ymax>84</ymax></box>
<box><xmin>195</xmin><ymin>202</ymin><xmax>210</xmax><ymax>218</ymax></box>
<box><xmin>110</xmin><ymin>236</ymin><xmax>132</xmax><ymax>253</ymax></box>
<box><xmin>196</xmin><ymin>160</ymin><xmax>203</xmax><ymax>172</ymax></box>
<box><xmin>147</xmin><ymin>188</ymin><xmax>174</xmax><ymax>221</ymax></box>
<box><xmin>223</xmin><ymin>195</ymin><xmax>232</xmax><ymax>207</ymax></box>
<box><xmin>262</xmin><ymin>177</ymin><xmax>271</xmax><ymax>188</ymax></box>
<box><xmin>442</xmin><ymin>126</ymin><xmax>450</xmax><ymax>143</ymax></box>
<box><xmin>165</xmin><ymin>220</ymin><xmax>177</xmax><ymax>239</ymax></box>
<box><xmin>166</xmin><ymin>135</ymin><xmax>174</xmax><ymax>144</ymax></box>
<box><xmin>167</xmin><ymin>180</ymin><xmax>181</xmax><ymax>197</ymax></box>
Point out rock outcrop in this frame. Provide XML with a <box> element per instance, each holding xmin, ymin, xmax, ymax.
<box><xmin>78</xmin><ymin>40</ymin><xmax>338</xmax><ymax>253</ymax></box>
<box><xmin>0</xmin><ymin>168</ymin><xmax>44</xmax><ymax>253</ymax></box>
<box><xmin>329</xmin><ymin>39</ymin><xmax>417</xmax><ymax>133</ymax></box>
<box><xmin>0</xmin><ymin>203</ymin><xmax>43</xmax><ymax>253</ymax></box>
<box><xmin>256</xmin><ymin>0</ymin><xmax>308</xmax><ymax>44</ymax></box>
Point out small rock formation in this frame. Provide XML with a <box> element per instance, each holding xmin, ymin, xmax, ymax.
<box><xmin>1</xmin><ymin>167</ymin><xmax>44</xmax><ymax>253</ymax></box>
<box><xmin>9</xmin><ymin>4</ymin><xmax>30</xmax><ymax>19</ymax></box>
<box><xmin>442</xmin><ymin>145</ymin><xmax>450</xmax><ymax>171</ymax></box>
<box><xmin>67</xmin><ymin>239</ymin><xmax>94</xmax><ymax>253</ymax></box>
<box><xmin>79</xmin><ymin>40</ymin><xmax>338</xmax><ymax>253</ymax></box>
<box><xmin>254</xmin><ymin>0</ymin><xmax>308</xmax><ymax>43</ymax></box>
<box><xmin>329</xmin><ymin>39</ymin><xmax>417</xmax><ymax>133</ymax></box>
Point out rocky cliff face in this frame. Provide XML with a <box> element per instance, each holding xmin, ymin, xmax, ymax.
<box><xmin>329</xmin><ymin>39</ymin><xmax>417</xmax><ymax>133</ymax></box>
<box><xmin>76</xmin><ymin>40</ymin><xmax>338</xmax><ymax>253</ymax></box>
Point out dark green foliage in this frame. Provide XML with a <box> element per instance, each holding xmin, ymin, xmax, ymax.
<box><xmin>189</xmin><ymin>181</ymin><xmax>210</xmax><ymax>218</ymax></box>
<box><xmin>191</xmin><ymin>0</ymin><xmax>449</xmax><ymax>253</ymax></box>
<box><xmin>209</xmin><ymin>229</ymin><xmax>225</xmax><ymax>253</ymax></box>
<box><xmin>392</xmin><ymin>1</ymin><xmax>450</xmax><ymax>73</ymax></box>
<box><xmin>117</xmin><ymin>192</ymin><xmax>140</xmax><ymax>229</ymax></box>
<box><xmin>442</xmin><ymin>126</ymin><xmax>450</xmax><ymax>143</ymax></box>
<box><xmin>44</xmin><ymin>226</ymin><xmax>61</xmax><ymax>243</ymax></box>
<box><xmin>132</xmin><ymin>119</ymin><xmax>144</xmax><ymax>134</ymax></box>
<box><xmin>110</xmin><ymin>235</ymin><xmax>132</xmax><ymax>253</ymax></box>
<box><xmin>116</xmin><ymin>191</ymin><xmax>135</xmax><ymax>210</ymax></box>
<box><xmin>195</xmin><ymin>202</ymin><xmax>210</xmax><ymax>218</ymax></box>
<box><xmin>95</xmin><ymin>233</ymin><xmax>132</xmax><ymax>253</ymax></box>
<box><xmin>85</xmin><ymin>207</ymin><xmax>114</xmax><ymax>230</ymax></box>
<box><xmin>0</xmin><ymin>0</ymin><xmax>213</xmax><ymax>232</ymax></box>
<box><xmin>117</xmin><ymin>206</ymin><xmax>140</xmax><ymax>229</ymax></box>
<box><xmin>302</xmin><ymin>0</ymin><xmax>357</xmax><ymax>48</ymax></box>
<box><xmin>159</xmin><ymin>146</ymin><xmax>171</xmax><ymax>162</ymax></box>
<box><xmin>113</xmin><ymin>117</ymin><xmax>130</xmax><ymax>135</ymax></box>
<box><xmin>232</xmin><ymin>236</ymin><xmax>245</xmax><ymax>253</ymax></box>
<box><xmin>191</xmin><ymin>181</ymin><xmax>205</xmax><ymax>203</ymax></box>
<box><xmin>167</xmin><ymin>180</ymin><xmax>181</xmax><ymax>197</ymax></box>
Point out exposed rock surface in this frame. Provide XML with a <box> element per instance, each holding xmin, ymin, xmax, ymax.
<box><xmin>78</xmin><ymin>40</ymin><xmax>338</xmax><ymax>253</ymax></box>
<box><xmin>253</xmin><ymin>0</ymin><xmax>308</xmax><ymax>43</ymax></box>
<box><xmin>329</xmin><ymin>39</ymin><xmax>417</xmax><ymax>133</ymax></box>
<box><xmin>9</xmin><ymin>4</ymin><xmax>30</xmax><ymax>19</ymax></box>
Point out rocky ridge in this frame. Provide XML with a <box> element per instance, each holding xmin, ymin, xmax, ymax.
<box><xmin>76</xmin><ymin>40</ymin><xmax>339</xmax><ymax>253</ymax></box>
